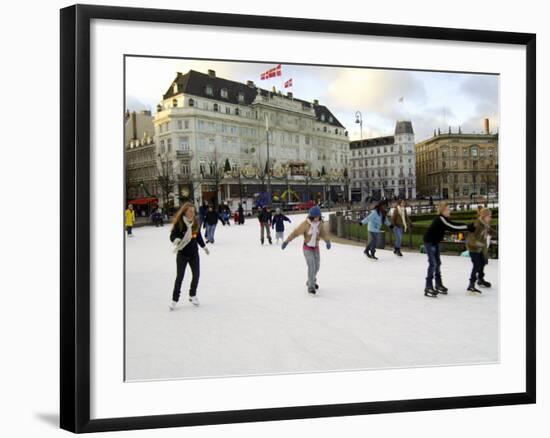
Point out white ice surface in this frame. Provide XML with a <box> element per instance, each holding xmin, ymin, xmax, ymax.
<box><xmin>125</xmin><ymin>213</ymin><xmax>499</xmax><ymax>381</ymax></box>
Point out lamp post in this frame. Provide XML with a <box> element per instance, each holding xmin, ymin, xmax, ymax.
<box><xmin>355</xmin><ymin>111</ymin><xmax>363</xmax><ymax>140</ymax></box>
<box><xmin>265</xmin><ymin>113</ymin><xmax>272</xmax><ymax>206</ymax></box>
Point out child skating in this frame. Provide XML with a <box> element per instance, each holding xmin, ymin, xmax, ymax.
<box><xmin>423</xmin><ymin>202</ymin><xmax>474</xmax><ymax>297</ymax></box>
<box><xmin>271</xmin><ymin>208</ymin><xmax>291</xmax><ymax>244</ymax></box>
<box><xmin>465</xmin><ymin>208</ymin><xmax>496</xmax><ymax>295</ymax></box>
<box><xmin>169</xmin><ymin>202</ymin><xmax>210</xmax><ymax>310</ymax></box>
<box><xmin>282</xmin><ymin>206</ymin><xmax>331</xmax><ymax>295</ymax></box>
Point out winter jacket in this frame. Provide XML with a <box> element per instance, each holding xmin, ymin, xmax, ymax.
<box><xmin>466</xmin><ymin>219</ymin><xmax>496</xmax><ymax>258</ymax></box>
<box><xmin>423</xmin><ymin>215</ymin><xmax>474</xmax><ymax>244</ymax></box>
<box><xmin>258</xmin><ymin>209</ymin><xmax>272</xmax><ymax>225</ymax></box>
<box><xmin>125</xmin><ymin>209</ymin><xmax>135</xmax><ymax>227</ymax></box>
<box><xmin>170</xmin><ymin>218</ymin><xmax>206</xmax><ymax>257</ymax></box>
<box><xmin>272</xmin><ymin>214</ymin><xmax>291</xmax><ymax>232</ymax></box>
<box><xmin>204</xmin><ymin>211</ymin><xmax>219</xmax><ymax>226</ymax></box>
<box><xmin>361</xmin><ymin>209</ymin><xmax>391</xmax><ymax>233</ymax></box>
<box><xmin>391</xmin><ymin>207</ymin><xmax>412</xmax><ymax>230</ymax></box>
<box><xmin>286</xmin><ymin>219</ymin><xmax>329</xmax><ymax>248</ymax></box>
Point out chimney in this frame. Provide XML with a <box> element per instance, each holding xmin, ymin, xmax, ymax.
<box><xmin>483</xmin><ymin>118</ymin><xmax>490</xmax><ymax>134</ymax></box>
<box><xmin>313</xmin><ymin>99</ymin><xmax>319</xmax><ymax>105</ymax></box>
<box><xmin>246</xmin><ymin>80</ymin><xmax>255</xmax><ymax>88</ymax></box>
<box><xmin>207</xmin><ymin>69</ymin><xmax>216</xmax><ymax>77</ymax></box>
<box><xmin>272</xmin><ymin>86</ymin><xmax>277</xmax><ymax>93</ymax></box>
<box><xmin>131</xmin><ymin>111</ymin><xmax>137</xmax><ymax>140</ymax></box>
<box><xmin>287</xmin><ymin>92</ymin><xmax>293</xmax><ymax>98</ymax></box>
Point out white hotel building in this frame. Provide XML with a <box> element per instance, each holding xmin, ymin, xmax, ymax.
<box><xmin>153</xmin><ymin>69</ymin><xmax>350</xmax><ymax>207</ymax></box>
<box><xmin>349</xmin><ymin>121</ymin><xmax>417</xmax><ymax>201</ymax></box>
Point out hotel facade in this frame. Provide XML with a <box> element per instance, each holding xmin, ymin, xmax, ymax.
<box><xmin>152</xmin><ymin>69</ymin><xmax>350</xmax><ymax>208</ymax></box>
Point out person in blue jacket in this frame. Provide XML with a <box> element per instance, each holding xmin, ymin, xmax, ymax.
<box><xmin>271</xmin><ymin>208</ymin><xmax>291</xmax><ymax>244</ymax></box>
<box><xmin>360</xmin><ymin>201</ymin><xmax>392</xmax><ymax>260</ymax></box>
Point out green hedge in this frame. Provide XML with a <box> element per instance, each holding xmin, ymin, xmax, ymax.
<box><xmin>410</xmin><ymin>208</ymin><xmax>498</xmax><ymax>223</ymax></box>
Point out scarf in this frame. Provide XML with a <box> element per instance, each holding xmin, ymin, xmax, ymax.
<box><xmin>398</xmin><ymin>206</ymin><xmax>408</xmax><ymax>232</ymax></box>
<box><xmin>173</xmin><ymin>217</ymin><xmax>194</xmax><ymax>253</ymax></box>
<box><xmin>306</xmin><ymin>219</ymin><xmax>321</xmax><ymax>247</ymax></box>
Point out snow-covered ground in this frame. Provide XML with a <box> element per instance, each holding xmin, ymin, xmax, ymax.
<box><xmin>125</xmin><ymin>213</ymin><xmax>499</xmax><ymax>381</ymax></box>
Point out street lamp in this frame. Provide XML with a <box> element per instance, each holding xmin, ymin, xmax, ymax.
<box><xmin>264</xmin><ymin>113</ymin><xmax>272</xmax><ymax>206</ymax></box>
<box><xmin>355</xmin><ymin>111</ymin><xmax>363</xmax><ymax>140</ymax></box>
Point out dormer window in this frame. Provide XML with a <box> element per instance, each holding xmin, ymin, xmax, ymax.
<box><xmin>188</xmin><ymin>98</ymin><xmax>195</xmax><ymax>107</ymax></box>
<box><xmin>221</xmin><ymin>88</ymin><xmax>228</xmax><ymax>99</ymax></box>
<box><xmin>173</xmin><ymin>83</ymin><xmax>178</xmax><ymax>94</ymax></box>
<box><xmin>320</xmin><ymin>114</ymin><xmax>326</xmax><ymax>122</ymax></box>
<box><xmin>205</xmin><ymin>85</ymin><xmax>214</xmax><ymax>96</ymax></box>
<box><xmin>172</xmin><ymin>99</ymin><xmax>178</xmax><ymax>108</ymax></box>
<box><xmin>237</xmin><ymin>92</ymin><xmax>245</xmax><ymax>103</ymax></box>
<box><xmin>329</xmin><ymin>116</ymin><xmax>334</xmax><ymax>123</ymax></box>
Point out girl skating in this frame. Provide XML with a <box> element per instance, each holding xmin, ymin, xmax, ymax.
<box><xmin>391</xmin><ymin>200</ymin><xmax>412</xmax><ymax>256</ymax></box>
<box><xmin>169</xmin><ymin>202</ymin><xmax>209</xmax><ymax>310</ymax></box>
<box><xmin>282</xmin><ymin>206</ymin><xmax>331</xmax><ymax>295</ymax></box>
<box><xmin>423</xmin><ymin>202</ymin><xmax>474</xmax><ymax>298</ymax></box>
<box><xmin>360</xmin><ymin>201</ymin><xmax>391</xmax><ymax>260</ymax></box>
<box><xmin>271</xmin><ymin>208</ymin><xmax>291</xmax><ymax>244</ymax></box>
<box><xmin>465</xmin><ymin>208</ymin><xmax>495</xmax><ymax>295</ymax></box>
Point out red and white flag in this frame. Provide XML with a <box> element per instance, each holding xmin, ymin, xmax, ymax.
<box><xmin>260</xmin><ymin>64</ymin><xmax>282</xmax><ymax>80</ymax></box>
<box><xmin>284</xmin><ymin>78</ymin><xmax>293</xmax><ymax>88</ymax></box>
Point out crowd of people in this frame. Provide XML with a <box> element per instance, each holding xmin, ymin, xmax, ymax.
<box><xmin>125</xmin><ymin>196</ymin><xmax>496</xmax><ymax>310</ymax></box>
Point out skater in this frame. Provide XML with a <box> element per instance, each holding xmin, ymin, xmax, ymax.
<box><xmin>169</xmin><ymin>202</ymin><xmax>209</xmax><ymax>310</ymax></box>
<box><xmin>466</xmin><ymin>208</ymin><xmax>495</xmax><ymax>295</ymax></box>
<box><xmin>238</xmin><ymin>203</ymin><xmax>245</xmax><ymax>225</ymax></box>
<box><xmin>360</xmin><ymin>201</ymin><xmax>391</xmax><ymax>260</ymax></box>
<box><xmin>258</xmin><ymin>206</ymin><xmax>273</xmax><ymax>244</ymax></box>
<box><xmin>150</xmin><ymin>207</ymin><xmax>164</xmax><ymax>227</ymax></box>
<box><xmin>221</xmin><ymin>204</ymin><xmax>231</xmax><ymax>226</ymax></box>
<box><xmin>391</xmin><ymin>200</ymin><xmax>412</xmax><ymax>256</ymax></box>
<box><xmin>125</xmin><ymin>203</ymin><xmax>135</xmax><ymax>237</ymax></box>
<box><xmin>282</xmin><ymin>206</ymin><xmax>331</xmax><ymax>295</ymax></box>
<box><xmin>203</xmin><ymin>205</ymin><xmax>219</xmax><ymax>244</ymax></box>
<box><xmin>271</xmin><ymin>208</ymin><xmax>291</xmax><ymax>244</ymax></box>
<box><xmin>423</xmin><ymin>201</ymin><xmax>475</xmax><ymax>297</ymax></box>
<box><xmin>198</xmin><ymin>202</ymin><xmax>208</xmax><ymax>227</ymax></box>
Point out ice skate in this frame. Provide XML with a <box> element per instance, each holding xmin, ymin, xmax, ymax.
<box><xmin>307</xmin><ymin>287</ymin><xmax>317</xmax><ymax>296</ymax></box>
<box><xmin>268</xmin><ymin>236</ymin><xmax>272</xmax><ymax>245</ymax></box>
<box><xmin>260</xmin><ymin>238</ymin><xmax>264</xmax><ymax>245</ymax></box>
<box><xmin>467</xmin><ymin>285</ymin><xmax>482</xmax><ymax>295</ymax></box>
<box><xmin>477</xmin><ymin>279</ymin><xmax>492</xmax><ymax>288</ymax></box>
<box><xmin>168</xmin><ymin>300</ymin><xmax>177</xmax><ymax>311</ymax></box>
<box><xmin>435</xmin><ymin>284</ymin><xmax>448</xmax><ymax>294</ymax></box>
<box><xmin>189</xmin><ymin>296</ymin><xmax>200</xmax><ymax>306</ymax></box>
<box><xmin>424</xmin><ymin>287</ymin><xmax>438</xmax><ymax>298</ymax></box>
<box><xmin>306</xmin><ymin>281</ymin><xmax>319</xmax><ymax>290</ymax></box>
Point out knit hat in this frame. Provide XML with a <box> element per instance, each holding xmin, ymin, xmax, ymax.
<box><xmin>479</xmin><ymin>208</ymin><xmax>492</xmax><ymax>219</ymax></box>
<box><xmin>309</xmin><ymin>205</ymin><xmax>322</xmax><ymax>218</ymax></box>
<box><xmin>275</xmin><ymin>208</ymin><xmax>281</xmax><ymax>214</ymax></box>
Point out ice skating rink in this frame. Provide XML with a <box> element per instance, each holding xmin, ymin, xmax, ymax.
<box><xmin>125</xmin><ymin>213</ymin><xmax>499</xmax><ymax>381</ymax></box>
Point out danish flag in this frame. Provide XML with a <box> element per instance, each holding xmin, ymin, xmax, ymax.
<box><xmin>284</xmin><ymin>78</ymin><xmax>293</xmax><ymax>88</ymax></box>
<box><xmin>260</xmin><ymin>64</ymin><xmax>282</xmax><ymax>80</ymax></box>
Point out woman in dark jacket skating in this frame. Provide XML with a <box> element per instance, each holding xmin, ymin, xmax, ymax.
<box><xmin>271</xmin><ymin>208</ymin><xmax>291</xmax><ymax>244</ymax></box>
<box><xmin>423</xmin><ymin>202</ymin><xmax>474</xmax><ymax>297</ymax></box>
<box><xmin>169</xmin><ymin>202</ymin><xmax>209</xmax><ymax>310</ymax></box>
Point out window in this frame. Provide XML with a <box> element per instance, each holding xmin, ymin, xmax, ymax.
<box><xmin>178</xmin><ymin>136</ymin><xmax>189</xmax><ymax>151</ymax></box>
<box><xmin>188</xmin><ymin>98</ymin><xmax>195</xmax><ymax>107</ymax></box>
<box><xmin>181</xmin><ymin>163</ymin><xmax>190</xmax><ymax>175</ymax></box>
<box><xmin>238</xmin><ymin>92</ymin><xmax>245</xmax><ymax>103</ymax></box>
<box><xmin>213</xmin><ymin>103</ymin><xmax>219</xmax><ymax>112</ymax></box>
<box><xmin>166</xmin><ymin>138</ymin><xmax>172</xmax><ymax>152</ymax></box>
<box><xmin>320</xmin><ymin>114</ymin><xmax>326</xmax><ymax>122</ymax></box>
<box><xmin>225</xmin><ymin>106</ymin><xmax>231</xmax><ymax>114</ymax></box>
<box><xmin>184</xmin><ymin>120</ymin><xmax>189</xmax><ymax>129</ymax></box>
<box><xmin>159</xmin><ymin>139</ymin><xmax>165</xmax><ymax>153</ymax></box>
<box><xmin>177</xmin><ymin>120</ymin><xmax>182</xmax><ymax>129</ymax></box>
<box><xmin>172</xmin><ymin>98</ymin><xmax>178</xmax><ymax>108</ymax></box>
<box><xmin>235</xmin><ymin>108</ymin><xmax>240</xmax><ymax>116</ymax></box>
<box><xmin>221</xmin><ymin>88</ymin><xmax>228</xmax><ymax>99</ymax></box>
<box><xmin>205</xmin><ymin>85</ymin><xmax>214</xmax><ymax>96</ymax></box>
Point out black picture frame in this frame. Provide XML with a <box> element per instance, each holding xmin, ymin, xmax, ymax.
<box><xmin>60</xmin><ymin>4</ymin><xmax>536</xmax><ymax>433</ymax></box>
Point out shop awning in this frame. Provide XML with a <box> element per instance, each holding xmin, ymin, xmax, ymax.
<box><xmin>129</xmin><ymin>197</ymin><xmax>158</xmax><ymax>205</ymax></box>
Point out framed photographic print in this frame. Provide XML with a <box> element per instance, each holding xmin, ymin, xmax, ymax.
<box><xmin>60</xmin><ymin>4</ymin><xmax>536</xmax><ymax>433</ymax></box>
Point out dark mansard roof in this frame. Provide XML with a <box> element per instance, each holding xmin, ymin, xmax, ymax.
<box><xmin>163</xmin><ymin>69</ymin><xmax>345</xmax><ymax>128</ymax></box>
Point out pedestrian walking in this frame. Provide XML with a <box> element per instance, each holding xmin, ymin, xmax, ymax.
<box><xmin>169</xmin><ymin>202</ymin><xmax>210</xmax><ymax>310</ymax></box>
<box><xmin>282</xmin><ymin>206</ymin><xmax>331</xmax><ymax>295</ymax></box>
<box><xmin>271</xmin><ymin>208</ymin><xmax>291</xmax><ymax>244</ymax></box>
<box><xmin>125</xmin><ymin>203</ymin><xmax>135</xmax><ymax>237</ymax></box>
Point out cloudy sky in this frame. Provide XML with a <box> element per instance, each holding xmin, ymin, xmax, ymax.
<box><xmin>126</xmin><ymin>56</ymin><xmax>499</xmax><ymax>143</ymax></box>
